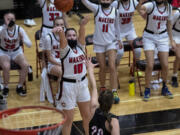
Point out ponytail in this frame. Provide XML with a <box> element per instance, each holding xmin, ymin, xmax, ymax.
<box><xmin>98</xmin><ymin>90</ymin><xmax>114</xmax><ymax>132</ymax></box>
<box><xmin>104</xmin><ymin>112</ymin><xmax>113</xmax><ymax>131</ymax></box>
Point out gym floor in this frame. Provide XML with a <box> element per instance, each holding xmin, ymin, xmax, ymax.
<box><xmin>5</xmin><ymin>12</ymin><xmax>180</xmax><ymax>134</ymax></box>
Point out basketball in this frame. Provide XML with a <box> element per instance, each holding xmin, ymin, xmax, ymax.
<box><xmin>54</xmin><ymin>0</ymin><xmax>74</xmax><ymax>12</ymax></box>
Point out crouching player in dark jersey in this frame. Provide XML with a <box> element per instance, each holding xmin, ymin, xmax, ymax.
<box><xmin>86</xmin><ymin>59</ymin><xmax>120</xmax><ymax>135</ymax></box>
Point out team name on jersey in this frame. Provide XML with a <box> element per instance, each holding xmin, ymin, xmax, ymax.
<box><xmin>47</xmin><ymin>7</ymin><xmax>58</xmax><ymax>12</ymax></box>
<box><xmin>153</xmin><ymin>15</ymin><xmax>168</xmax><ymax>21</ymax></box>
<box><xmin>69</xmin><ymin>54</ymin><xmax>86</xmax><ymax>63</ymax></box>
<box><xmin>98</xmin><ymin>17</ymin><xmax>115</xmax><ymax>23</ymax></box>
<box><xmin>119</xmin><ymin>12</ymin><xmax>134</xmax><ymax>17</ymax></box>
<box><xmin>4</xmin><ymin>38</ymin><xmax>18</xmax><ymax>44</ymax></box>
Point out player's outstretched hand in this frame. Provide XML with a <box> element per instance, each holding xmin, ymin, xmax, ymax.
<box><xmin>85</xmin><ymin>57</ymin><xmax>98</xmax><ymax>73</ymax></box>
<box><xmin>79</xmin><ymin>16</ymin><xmax>90</xmax><ymax>26</ymax></box>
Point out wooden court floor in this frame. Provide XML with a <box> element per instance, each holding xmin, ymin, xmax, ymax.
<box><xmin>4</xmin><ymin>12</ymin><xmax>180</xmax><ymax>134</ymax></box>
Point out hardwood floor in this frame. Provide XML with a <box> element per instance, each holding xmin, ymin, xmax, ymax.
<box><xmin>2</xmin><ymin>12</ymin><xmax>180</xmax><ymax>134</ymax></box>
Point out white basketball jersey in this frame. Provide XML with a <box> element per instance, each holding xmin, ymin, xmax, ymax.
<box><xmin>145</xmin><ymin>1</ymin><xmax>171</xmax><ymax>33</ymax></box>
<box><xmin>48</xmin><ymin>32</ymin><xmax>60</xmax><ymax>59</ymax></box>
<box><xmin>117</xmin><ymin>0</ymin><xmax>137</xmax><ymax>33</ymax></box>
<box><xmin>172</xmin><ymin>9</ymin><xmax>180</xmax><ymax>32</ymax></box>
<box><xmin>0</xmin><ymin>25</ymin><xmax>20</xmax><ymax>50</ymax></box>
<box><xmin>42</xmin><ymin>0</ymin><xmax>63</xmax><ymax>27</ymax></box>
<box><xmin>93</xmin><ymin>5</ymin><xmax>117</xmax><ymax>45</ymax></box>
<box><xmin>61</xmin><ymin>46</ymin><xmax>86</xmax><ymax>79</ymax></box>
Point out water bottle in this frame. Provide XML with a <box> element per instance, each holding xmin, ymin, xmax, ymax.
<box><xmin>28</xmin><ymin>66</ymin><xmax>33</xmax><ymax>81</ymax></box>
<box><xmin>129</xmin><ymin>79</ymin><xmax>135</xmax><ymax>96</ymax></box>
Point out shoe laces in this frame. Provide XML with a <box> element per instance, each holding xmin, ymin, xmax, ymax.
<box><xmin>113</xmin><ymin>91</ymin><xmax>118</xmax><ymax>98</ymax></box>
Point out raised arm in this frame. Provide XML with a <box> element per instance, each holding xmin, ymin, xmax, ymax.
<box><xmin>81</xmin><ymin>0</ymin><xmax>99</xmax><ymax>14</ymax></box>
<box><xmin>78</xmin><ymin>16</ymin><xmax>90</xmax><ymax>46</ymax></box>
<box><xmin>56</xmin><ymin>27</ymin><xmax>67</xmax><ymax>49</ymax></box>
<box><xmin>86</xmin><ymin>58</ymin><xmax>98</xmax><ymax>119</ymax></box>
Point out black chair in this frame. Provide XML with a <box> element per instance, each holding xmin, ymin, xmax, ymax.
<box><xmin>131</xmin><ymin>37</ymin><xmax>163</xmax><ymax>96</ymax></box>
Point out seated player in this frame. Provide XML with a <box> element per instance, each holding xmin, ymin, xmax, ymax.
<box><xmin>43</xmin><ymin>16</ymin><xmax>65</xmax><ymax>94</ymax></box>
<box><xmin>0</xmin><ymin>11</ymin><xmax>32</xmax><ymax>97</ymax></box>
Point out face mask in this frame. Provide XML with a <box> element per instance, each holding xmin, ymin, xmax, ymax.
<box><xmin>68</xmin><ymin>39</ymin><xmax>77</xmax><ymax>49</ymax></box>
<box><xmin>8</xmin><ymin>20</ymin><xmax>15</xmax><ymax>27</ymax></box>
<box><xmin>101</xmin><ymin>3</ymin><xmax>111</xmax><ymax>8</ymax></box>
<box><xmin>122</xmin><ymin>0</ymin><xmax>129</xmax><ymax>2</ymax></box>
<box><xmin>156</xmin><ymin>0</ymin><xmax>164</xmax><ymax>5</ymax></box>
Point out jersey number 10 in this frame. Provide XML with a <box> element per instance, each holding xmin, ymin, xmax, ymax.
<box><xmin>74</xmin><ymin>63</ymin><xmax>83</xmax><ymax>74</ymax></box>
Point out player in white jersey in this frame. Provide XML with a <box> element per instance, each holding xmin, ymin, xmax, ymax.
<box><xmin>111</xmin><ymin>0</ymin><xmax>141</xmax><ymax>64</ymax></box>
<box><xmin>44</xmin><ymin>17</ymin><xmax>65</xmax><ymax>93</ymax></box>
<box><xmin>139</xmin><ymin>0</ymin><xmax>176</xmax><ymax>101</ymax></box>
<box><xmin>56</xmin><ymin>17</ymin><xmax>90</xmax><ymax>135</ymax></box>
<box><xmin>82</xmin><ymin>0</ymin><xmax>122</xmax><ymax>104</ymax></box>
<box><xmin>171</xmin><ymin>8</ymin><xmax>180</xmax><ymax>87</ymax></box>
<box><xmin>0</xmin><ymin>12</ymin><xmax>32</xmax><ymax>97</ymax></box>
<box><xmin>38</xmin><ymin>0</ymin><xmax>68</xmax><ymax>49</ymax></box>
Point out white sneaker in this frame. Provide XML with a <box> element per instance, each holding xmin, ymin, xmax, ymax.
<box><xmin>24</xmin><ymin>19</ymin><xmax>33</xmax><ymax>26</ymax></box>
<box><xmin>30</xmin><ymin>19</ymin><xmax>36</xmax><ymax>26</ymax></box>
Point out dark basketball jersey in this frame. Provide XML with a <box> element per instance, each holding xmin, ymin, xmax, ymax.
<box><xmin>89</xmin><ymin>108</ymin><xmax>117</xmax><ymax>135</ymax></box>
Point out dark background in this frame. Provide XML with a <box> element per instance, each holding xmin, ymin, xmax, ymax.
<box><xmin>0</xmin><ymin>0</ymin><xmax>174</xmax><ymax>20</ymax></box>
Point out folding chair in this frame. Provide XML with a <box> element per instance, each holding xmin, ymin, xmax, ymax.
<box><xmin>35</xmin><ymin>30</ymin><xmax>44</xmax><ymax>78</ymax></box>
<box><xmin>131</xmin><ymin>37</ymin><xmax>163</xmax><ymax>96</ymax></box>
<box><xmin>40</xmin><ymin>51</ymin><xmax>59</xmax><ymax>106</ymax></box>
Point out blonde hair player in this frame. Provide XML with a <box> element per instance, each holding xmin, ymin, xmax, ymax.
<box><xmin>139</xmin><ymin>0</ymin><xmax>176</xmax><ymax>101</ymax></box>
<box><xmin>43</xmin><ymin>17</ymin><xmax>66</xmax><ymax>101</ymax></box>
<box><xmin>0</xmin><ymin>12</ymin><xmax>32</xmax><ymax>97</ymax></box>
<box><xmin>111</xmin><ymin>0</ymin><xmax>142</xmax><ymax>65</ymax></box>
<box><xmin>38</xmin><ymin>0</ymin><xmax>68</xmax><ymax>50</ymax></box>
<box><xmin>81</xmin><ymin>0</ymin><xmax>122</xmax><ymax>104</ymax></box>
<box><xmin>171</xmin><ymin>8</ymin><xmax>180</xmax><ymax>87</ymax></box>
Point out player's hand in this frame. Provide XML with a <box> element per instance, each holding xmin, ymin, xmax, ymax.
<box><xmin>79</xmin><ymin>16</ymin><xmax>90</xmax><ymax>26</ymax></box>
<box><xmin>171</xmin><ymin>40</ymin><xmax>177</xmax><ymax>51</ymax></box>
<box><xmin>85</xmin><ymin>57</ymin><xmax>98</xmax><ymax>73</ymax></box>
<box><xmin>52</xmin><ymin>26</ymin><xmax>64</xmax><ymax>33</ymax></box>
<box><xmin>118</xmin><ymin>40</ymin><xmax>123</xmax><ymax>49</ymax></box>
